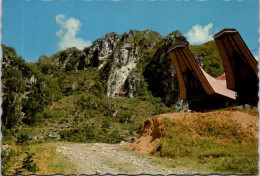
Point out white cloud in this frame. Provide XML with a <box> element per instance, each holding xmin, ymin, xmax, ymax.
<box><xmin>254</xmin><ymin>54</ymin><xmax>259</xmax><ymax>61</ymax></box>
<box><xmin>185</xmin><ymin>23</ymin><xmax>213</xmax><ymax>45</ymax></box>
<box><xmin>55</xmin><ymin>14</ymin><xmax>92</xmax><ymax>50</ymax></box>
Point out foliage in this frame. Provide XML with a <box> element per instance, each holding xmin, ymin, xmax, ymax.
<box><xmin>136</xmin><ymin>75</ymin><xmax>150</xmax><ymax>99</ymax></box>
<box><xmin>2</xmin><ymin>44</ymin><xmax>62</xmax><ymax>128</ymax></box>
<box><xmin>16</xmin><ymin>133</ymin><xmax>30</xmax><ymax>145</ymax></box>
<box><xmin>21</xmin><ymin>151</ymin><xmax>39</xmax><ymax>173</ymax></box>
<box><xmin>189</xmin><ymin>41</ymin><xmax>224</xmax><ymax>77</ymax></box>
<box><xmin>144</xmin><ymin>30</ymin><xmax>187</xmax><ymax>105</ymax></box>
<box><xmin>2</xmin><ymin>45</ymin><xmax>27</xmax><ymax>128</ymax></box>
<box><xmin>1</xmin><ymin>148</ymin><xmax>17</xmax><ymax>175</ymax></box>
<box><xmin>59</xmin><ymin>124</ymin><xmax>96</xmax><ymax>142</ymax></box>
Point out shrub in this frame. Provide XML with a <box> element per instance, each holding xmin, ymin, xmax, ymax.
<box><xmin>2</xmin><ymin>148</ymin><xmax>17</xmax><ymax>175</ymax></box>
<box><xmin>59</xmin><ymin>124</ymin><xmax>96</xmax><ymax>142</ymax></box>
<box><xmin>16</xmin><ymin>133</ymin><xmax>30</xmax><ymax>145</ymax></box>
<box><xmin>22</xmin><ymin>151</ymin><xmax>39</xmax><ymax>173</ymax></box>
<box><xmin>116</xmin><ymin>110</ymin><xmax>133</xmax><ymax>123</ymax></box>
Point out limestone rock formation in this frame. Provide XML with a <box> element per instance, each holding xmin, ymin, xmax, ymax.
<box><xmin>44</xmin><ymin>29</ymin><xmax>203</xmax><ymax>111</ymax></box>
<box><xmin>105</xmin><ymin>30</ymin><xmax>162</xmax><ymax>98</ymax></box>
<box><xmin>83</xmin><ymin>32</ymin><xmax>122</xmax><ymax>69</ymax></box>
<box><xmin>107</xmin><ymin>43</ymin><xmax>139</xmax><ymax>97</ymax></box>
<box><xmin>144</xmin><ymin>30</ymin><xmax>189</xmax><ymax>106</ymax></box>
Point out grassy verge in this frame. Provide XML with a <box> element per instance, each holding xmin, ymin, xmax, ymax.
<box><xmin>1</xmin><ymin>142</ymin><xmax>78</xmax><ymax>175</ymax></box>
<box><xmin>150</xmin><ymin>116</ymin><xmax>258</xmax><ymax>174</ymax></box>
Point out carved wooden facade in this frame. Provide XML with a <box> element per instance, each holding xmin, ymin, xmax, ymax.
<box><xmin>168</xmin><ymin>28</ymin><xmax>258</xmax><ymax>109</ymax></box>
<box><xmin>214</xmin><ymin>28</ymin><xmax>258</xmax><ymax>105</ymax></box>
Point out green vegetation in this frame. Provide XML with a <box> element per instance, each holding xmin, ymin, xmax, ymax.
<box><xmin>144</xmin><ymin>30</ymin><xmax>187</xmax><ymax>105</ymax></box>
<box><xmin>1</xmin><ymin>142</ymin><xmax>78</xmax><ymax>175</ymax></box>
<box><xmin>2</xmin><ymin>42</ymin><xmax>174</xmax><ymax>149</ymax></box>
<box><xmin>189</xmin><ymin>41</ymin><xmax>224</xmax><ymax>77</ymax></box>
<box><xmin>152</xmin><ymin>117</ymin><xmax>258</xmax><ymax>174</ymax></box>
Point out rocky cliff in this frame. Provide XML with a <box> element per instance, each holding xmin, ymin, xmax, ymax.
<box><xmin>84</xmin><ymin>32</ymin><xmax>122</xmax><ymax>69</ymax></box>
<box><xmin>105</xmin><ymin>30</ymin><xmax>161</xmax><ymax>97</ymax></box>
<box><xmin>38</xmin><ymin>29</ymin><xmax>221</xmax><ymax>111</ymax></box>
<box><xmin>40</xmin><ymin>29</ymin><xmax>190</xmax><ymax>108</ymax></box>
<box><xmin>144</xmin><ymin>30</ymin><xmax>189</xmax><ymax>106</ymax></box>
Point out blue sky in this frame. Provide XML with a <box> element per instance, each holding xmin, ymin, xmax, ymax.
<box><xmin>2</xmin><ymin>0</ymin><xmax>259</xmax><ymax>62</ymax></box>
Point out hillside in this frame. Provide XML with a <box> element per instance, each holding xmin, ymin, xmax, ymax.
<box><xmin>128</xmin><ymin>109</ymin><xmax>258</xmax><ymax>174</ymax></box>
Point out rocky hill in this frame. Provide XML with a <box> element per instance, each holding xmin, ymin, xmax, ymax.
<box><xmin>1</xmin><ymin>29</ymin><xmax>225</xmax><ymax>142</ymax></box>
<box><xmin>38</xmin><ymin>30</ymin><xmax>221</xmax><ymax>106</ymax></box>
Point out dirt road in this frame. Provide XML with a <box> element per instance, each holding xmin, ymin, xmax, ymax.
<box><xmin>56</xmin><ymin>142</ymin><xmax>189</xmax><ymax>175</ymax></box>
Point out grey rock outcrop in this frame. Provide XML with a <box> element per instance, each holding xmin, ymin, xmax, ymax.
<box><xmin>48</xmin><ymin>33</ymin><xmax>122</xmax><ymax>71</ymax></box>
<box><xmin>107</xmin><ymin>43</ymin><xmax>139</xmax><ymax>97</ymax></box>
<box><xmin>125</xmin><ymin>71</ymin><xmax>141</xmax><ymax>98</ymax></box>
<box><xmin>84</xmin><ymin>32</ymin><xmax>122</xmax><ymax>69</ymax></box>
<box><xmin>51</xmin><ymin>47</ymin><xmax>85</xmax><ymax>72</ymax></box>
<box><xmin>144</xmin><ymin>30</ymin><xmax>189</xmax><ymax>106</ymax></box>
<box><xmin>175</xmin><ymin>97</ymin><xmax>190</xmax><ymax>112</ymax></box>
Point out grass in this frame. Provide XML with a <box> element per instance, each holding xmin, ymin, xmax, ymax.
<box><xmin>150</xmin><ymin>116</ymin><xmax>258</xmax><ymax>174</ymax></box>
<box><xmin>30</xmin><ymin>142</ymin><xmax>78</xmax><ymax>175</ymax></box>
<box><xmin>220</xmin><ymin>106</ymin><xmax>259</xmax><ymax>116</ymax></box>
<box><xmin>1</xmin><ymin>142</ymin><xmax>78</xmax><ymax>175</ymax></box>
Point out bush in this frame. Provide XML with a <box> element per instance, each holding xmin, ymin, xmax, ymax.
<box><xmin>59</xmin><ymin>124</ymin><xmax>96</xmax><ymax>142</ymax></box>
<box><xmin>90</xmin><ymin>81</ymin><xmax>105</xmax><ymax>99</ymax></box>
<box><xmin>2</xmin><ymin>148</ymin><xmax>17</xmax><ymax>175</ymax></box>
<box><xmin>116</xmin><ymin>110</ymin><xmax>133</xmax><ymax>123</ymax></box>
<box><xmin>2</xmin><ymin>127</ymin><xmax>14</xmax><ymax>142</ymax></box>
<box><xmin>16</xmin><ymin>133</ymin><xmax>30</xmax><ymax>145</ymax></box>
<box><xmin>22</xmin><ymin>151</ymin><xmax>39</xmax><ymax>173</ymax></box>
<box><xmin>108</xmin><ymin>130</ymin><xmax>122</xmax><ymax>143</ymax></box>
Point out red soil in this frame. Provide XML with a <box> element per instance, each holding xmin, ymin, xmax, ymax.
<box><xmin>128</xmin><ymin>110</ymin><xmax>259</xmax><ymax>155</ymax></box>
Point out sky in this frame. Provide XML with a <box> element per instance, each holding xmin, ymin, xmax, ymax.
<box><xmin>2</xmin><ymin>0</ymin><xmax>259</xmax><ymax>62</ymax></box>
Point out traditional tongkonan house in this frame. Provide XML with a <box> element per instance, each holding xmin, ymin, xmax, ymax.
<box><xmin>214</xmin><ymin>28</ymin><xmax>259</xmax><ymax>106</ymax></box>
<box><xmin>168</xmin><ymin>42</ymin><xmax>236</xmax><ymax>111</ymax></box>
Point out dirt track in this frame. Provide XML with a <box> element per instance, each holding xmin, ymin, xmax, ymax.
<box><xmin>56</xmin><ymin>110</ymin><xmax>258</xmax><ymax>175</ymax></box>
<box><xmin>56</xmin><ymin>142</ymin><xmax>190</xmax><ymax>175</ymax></box>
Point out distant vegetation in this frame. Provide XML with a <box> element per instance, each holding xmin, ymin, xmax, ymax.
<box><xmin>189</xmin><ymin>41</ymin><xmax>224</xmax><ymax>77</ymax></box>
